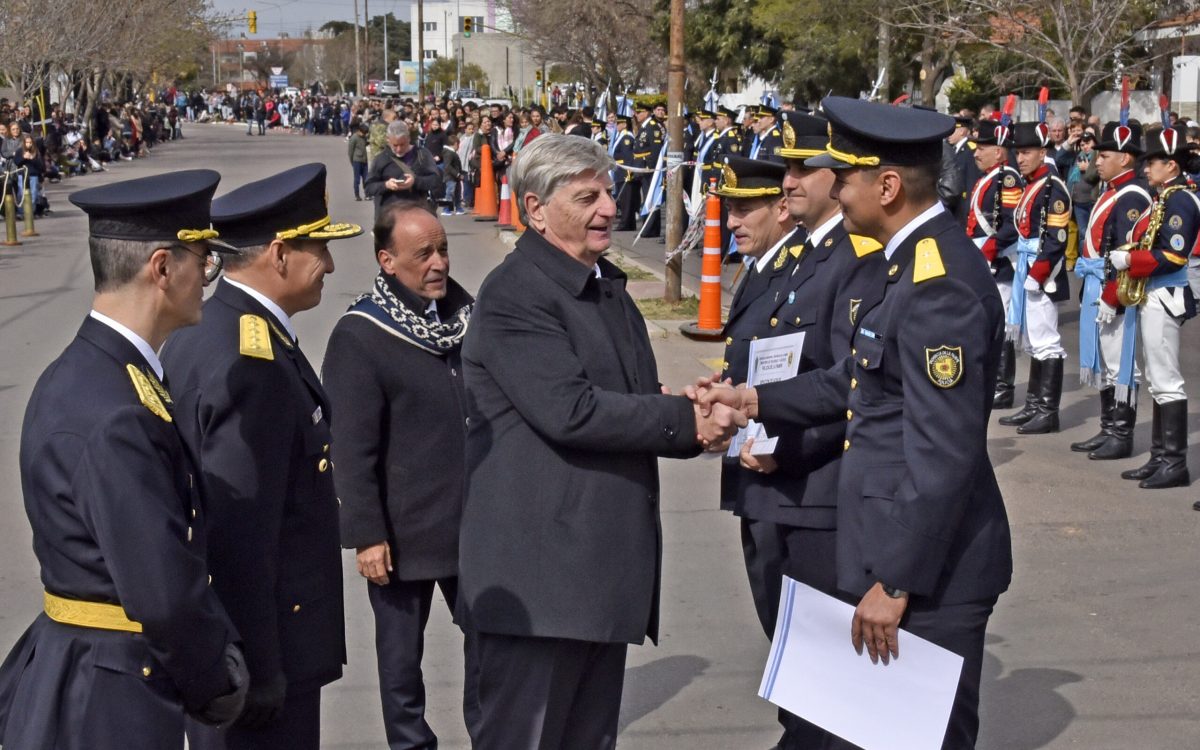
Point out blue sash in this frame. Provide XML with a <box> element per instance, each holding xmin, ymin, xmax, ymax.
<box><xmin>1005</xmin><ymin>237</ymin><xmax>1039</xmax><ymax>340</ymax></box>
<box><xmin>1075</xmin><ymin>256</ymin><xmax>1106</xmax><ymax>387</ymax></box>
<box><xmin>1116</xmin><ymin>266</ymin><xmax>1189</xmax><ymax>401</ymax></box>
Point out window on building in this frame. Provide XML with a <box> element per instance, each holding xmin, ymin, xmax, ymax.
<box><xmin>424</xmin><ymin>21</ymin><xmax>437</xmax><ymax>31</ymax></box>
<box><xmin>424</xmin><ymin>49</ymin><xmax>439</xmax><ymax>59</ymax></box>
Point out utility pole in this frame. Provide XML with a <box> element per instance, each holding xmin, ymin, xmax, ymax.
<box><xmin>353</xmin><ymin>0</ymin><xmax>362</xmax><ymax>96</ymax></box>
<box><xmin>417</xmin><ymin>0</ymin><xmax>426</xmax><ymax>103</ymax></box>
<box><xmin>384</xmin><ymin>14</ymin><xmax>389</xmax><ymax>81</ymax></box>
<box><xmin>364</xmin><ymin>0</ymin><xmax>370</xmax><ymax>80</ymax></box>
<box><xmin>664</xmin><ymin>0</ymin><xmax>685</xmax><ymax>301</ymax></box>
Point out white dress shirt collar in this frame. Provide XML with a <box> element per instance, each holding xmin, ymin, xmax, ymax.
<box><xmin>806</xmin><ymin>212</ymin><xmax>844</xmax><ymax>250</ymax></box>
<box><xmin>89</xmin><ymin>310</ymin><xmax>163</xmax><ymax>380</ymax></box>
<box><xmin>883</xmin><ymin>202</ymin><xmax>946</xmax><ymax>261</ymax></box>
<box><xmin>223</xmin><ymin>278</ymin><xmax>296</xmax><ymax>341</ymax></box>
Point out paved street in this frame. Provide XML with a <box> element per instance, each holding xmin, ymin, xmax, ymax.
<box><xmin>0</xmin><ymin>124</ymin><xmax>1198</xmax><ymax>748</ymax></box>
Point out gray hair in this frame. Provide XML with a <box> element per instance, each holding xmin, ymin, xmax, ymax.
<box><xmin>222</xmin><ymin>242</ymin><xmax>270</xmax><ymax>271</ymax></box>
<box><xmin>509</xmin><ymin>134</ymin><xmax>614</xmax><ymax>225</ymax></box>
<box><xmin>88</xmin><ymin>236</ymin><xmax>167</xmax><ymax>292</ymax></box>
<box><xmin>386</xmin><ymin>120</ymin><xmax>410</xmax><ymax>140</ymax></box>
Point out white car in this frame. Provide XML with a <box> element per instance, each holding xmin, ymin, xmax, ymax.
<box><xmin>376</xmin><ymin>80</ymin><xmax>401</xmax><ymax>96</ymax></box>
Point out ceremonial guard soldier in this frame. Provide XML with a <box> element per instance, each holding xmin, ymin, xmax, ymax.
<box><xmin>165</xmin><ymin>164</ymin><xmax>362</xmax><ymax>750</ymax></box>
<box><xmin>965</xmin><ymin>120</ymin><xmax>1023</xmax><ymax>407</ymax></box>
<box><xmin>1071</xmin><ymin>121</ymin><xmax>1151</xmax><ymax>460</ymax></box>
<box><xmin>698</xmin><ymin>97</ymin><xmax>1012</xmax><ymax>749</ymax></box>
<box><xmin>997</xmin><ymin>121</ymin><xmax>1071</xmax><ymax>434</ymax></box>
<box><xmin>1114</xmin><ymin>124</ymin><xmax>1199</xmax><ymax>493</ymax></box>
<box><xmin>746</xmin><ymin>103</ymin><xmax>784</xmax><ymax>163</ymax></box>
<box><xmin>0</xmin><ymin>171</ymin><xmax>249</xmax><ymax>748</ymax></box>
<box><xmin>612</xmin><ymin>114</ymin><xmax>639</xmax><ymax>231</ymax></box>
<box><xmin>633</xmin><ymin>102</ymin><xmax>665</xmax><ymax>237</ymax></box>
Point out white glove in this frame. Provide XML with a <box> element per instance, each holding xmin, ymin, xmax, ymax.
<box><xmin>1096</xmin><ymin>300</ymin><xmax>1117</xmax><ymax>326</ymax></box>
<box><xmin>1109</xmin><ymin>250</ymin><xmax>1131</xmax><ymax>271</ymax></box>
<box><xmin>1023</xmin><ymin>275</ymin><xmax>1041</xmax><ymax>293</ymax></box>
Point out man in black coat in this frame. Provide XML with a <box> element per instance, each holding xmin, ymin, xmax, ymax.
<box><xmin>322</xmin><ymin>204</ymin><xmax>480</xmax><ymax>747</ymax></box>
<box><xmin>0</xmin><ymin>171</ymin><xmax>249</xmax><ymax>748</ymax></box>
<box><xmin>365</xmin><ymin>120</ymin><xmax>442</xmax><ymax>215</ymax></box>
<box><xmin>698</xmin><ymin>98</ymin><xmax>1012</xmax><ymax>749</ymax></box>
<box><xmin>165</xmin><ymin>164</ymin><xmax>362</xmax><ymax>750</ymax></box>
<box><xmin>458</xmin><ymin>134</ymin><xmax>745</xmax><ymax>749</ymax></box>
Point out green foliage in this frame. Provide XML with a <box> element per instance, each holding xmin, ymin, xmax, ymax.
<box><xmin>945</xmin><ymin>73</ymin><xmax>992</xmax><ymax>115</ymax></box>
<box><xmin>427</xmin><ymin>58</ymin><xmax>488</xmax><ymax>92</ymax></box>
<box><xmin>319</xmin><ymin>21</ymin><xmax>355</xmax><ymax>36</ymax></box>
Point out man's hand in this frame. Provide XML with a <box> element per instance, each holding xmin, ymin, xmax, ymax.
<box><xmin>236</xmin><ymin>671</ymin><xmax>288</xmax><ymax>729</ymax></box>
<box><xmin>692</xmin><ymin>382</ymin><xmax>759</xmax><ymax>420</ymax></box>
<box><xmin>694</xmin><ymin>401</ymin><xmax>747</xmax><ymax>449</ymax></box>
<box><xmin>356</xmin><ymin>541</ymin><xmax>392</xmax><ymax>585</ymax></box>
<box><xmin>1109</xmin><ymin>250</ymin><xmax>1131</xmax><ymax>271</ymax></box>
<box><xmin>739</xmin><ymin>437</ymin><xmax>778</xmax><ymax>474</ymax></box>
<box><xmin>193</xmin><ymin>643</ymin><xmax>250</xmax><ymax>727</ymax></box>
<box><xmin>1095</xmin><ymin>300</ymin><xmax>1117</xmax><ymax>326</ymax></box>
<box><xmin>1023</xmin><ymin>274</ymin><xmax>1042</xmax><ymax>293</ymax></box>
<box><xmin>851</xmin><ymin>583</ymin><xmax>908</xmax><ymax>665</ymax></box>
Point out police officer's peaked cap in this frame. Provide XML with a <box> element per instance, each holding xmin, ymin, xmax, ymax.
<box><xmin>211</xmin><ymin>163</ymin><xmax>363</xmax><ymax>248</ymax></box>
<box><xmin>805</xmin><ymin>96</ymin><xmax>955</xmax><ymax>170</ymax></box>
<box><xmin>1096</xmin><ymin>120</ymin><xmax>1144</xmax><ymax>155</ymax></box>
<box><xmin>712</xmin><ymin>156</ymin><xmax>785</xmax><ymax>198</ymax></box>
<box><xmin>1011</xmin><ymin>122</ymin><xmax>1052</xmax><ymax>149</ymax></box>
<box><xmin>778</xmin><ymin>111</ymin><xmax>829</xmax><ymax>161</ymax></box>
<box><xmin>972</xmin><ymin>120</ymin><xmax>1013</xmax><ymax>147</ymax></box>
<box><xmin>754</xmin><ymin>103</ymin><xmax>779</xmax><ymax>118</ymax></box>
<box><xmin>717</xmin><ymin>106</ymin><xmax>739</xmax><ymax>120</ymax></box>
<box><xmin>634</xmin><ymin>102</ymin><xmax>652</xmax><ymax>113</ymax></box>
<box><xmin>697</xmin><ymin>107</ymin><xmax>718</xmax><ymax>119</ymax></box>
<box><xmin>70</xmin><ymin>169</ymin><xmax>237</xmax><ymax>251</ymax></box>
<box><xmin>616</xmin><ymin>114</ymin><xmax>634</xmax><ymax>127</ymax></box>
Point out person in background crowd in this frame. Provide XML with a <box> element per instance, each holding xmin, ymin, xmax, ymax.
<box><xmin>349</xmin><ymin>123</ymin><xmax>369</xmax><ymax>202</ymax></box>
<box><xmin>458</xmin><ymin>121</ymin><xmax>476</xmax><ymax>209</ymax></box>
<box><xmin>442</xmin><ymin>132</ymin><xmax>465</xmax><ymax>215</ymax></box>
<box><xmin>366</xmin><ymin>121</ymin><xmax>442</xmax><ymax>215</ymax></box>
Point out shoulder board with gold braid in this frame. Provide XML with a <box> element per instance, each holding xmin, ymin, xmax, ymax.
<box><xmin>913</xmin><ymin>238</ymin><xmax>946</xmax><ymax>283</ymax></box>
<box><xmin>849</xmin><ymin>234</ymin><xmax>883</xmax><ymax>258</ymax></box>
<box><xmin>126</xmin><ymin>364</ymin><xmax>172</xmax><ymax>422</ymax></box>
<box><xmin>239</xmin><ymin>314</ymin><xmax>275</xmax><ymax>360</ymax></box>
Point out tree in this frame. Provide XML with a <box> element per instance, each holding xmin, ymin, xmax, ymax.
<box><xmin>427</xmin><ymin>57</ymin><xmax>488</xmax><ymax>92</ymax></box>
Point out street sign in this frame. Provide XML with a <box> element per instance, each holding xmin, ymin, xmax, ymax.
<box><xmin>269</xmin><ymin>74</ymin><xmax>288</xmax><ymax>88</ymax></box>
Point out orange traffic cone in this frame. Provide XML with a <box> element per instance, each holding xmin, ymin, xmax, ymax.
<box><xmin>496</xmin><ymin>175</ymin><xmax>514</xmax><ymax>229</ymax></box>
<box><xmin>473</xmin><ymin>144</ymin><xmax>499</xmax><ymax>221</ymax></box>
<box><xmin>511</xmin><ymin>185</ymin><xmax>526</xmax><ymax>233</ymax></box>
<box><xmin>680</xmin><ymin>182</ymin><xmax>725</xmax><ymax>340</ymax></box>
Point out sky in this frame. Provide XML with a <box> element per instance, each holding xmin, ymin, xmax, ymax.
<box><xmin>209</xmin><ymin>0</ymin><xmax>410</xmax><ymax>39</ymax></box>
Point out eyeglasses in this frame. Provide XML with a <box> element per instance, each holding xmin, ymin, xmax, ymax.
<box><xmin>174</xmin><ymin>244</ymin><xmax>224</xmax><ymax>282</ymax></box>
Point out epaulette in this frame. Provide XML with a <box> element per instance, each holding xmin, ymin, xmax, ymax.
<box><xmin>239</xmin><ymin>314</ymin><xmax>275</xmax><ymax>360</ymax></box>
<box><xmin>913</xmin><ymin>237</ymin><xmax>946</xmax><ymax>283</ymax></box>
<box><xmin>126</xmin><ymin>364</ymin><xmax>172</xmax><ymax>422</ymax></box>
<box><xmin>849</xmin><ymin>234</ymin><xmax>883</xmax><ymax>257</ymax></box>
<box><xmin>770</xmin><ymin>129</ymin><xmax>779</xmax><ymax>137</ymax></box>
<box><xmin>788</xmin><ymin>243</ymin><xmax>805</xmax><ymax>259</ymax></box>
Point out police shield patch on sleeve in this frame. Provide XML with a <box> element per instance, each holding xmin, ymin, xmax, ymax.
<box><xmin>926</xmin><ymin>345</ymin><xmax>963</xmax><ymax>388</ymax></box>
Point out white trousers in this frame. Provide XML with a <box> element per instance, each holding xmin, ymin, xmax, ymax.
<box><xmin>997</xmin><ymin>279</ymin><xmax>1012</xmax><ymax>317</ymax></box>
<box><xmin>1021</xmin><ymin>290</ymin><xmax>1066</xmax><ymax>360</ymax></box>
<box><xmin>1097</xmin><ymin>316</ymin><xmax>1130</xmax><ymax>388</ymax></box>
<box><xmin>1139</xmin><ymin>288</ymin><xmax>1187</xmax><ymax>404</ymax></box>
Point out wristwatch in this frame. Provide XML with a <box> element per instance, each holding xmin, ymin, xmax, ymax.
<box><xmin>881</xmin><ymin>583</ymin><xmax>907</xmax><ymax>599</ymax></box>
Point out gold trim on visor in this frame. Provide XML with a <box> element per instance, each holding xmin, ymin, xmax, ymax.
<box><xmin>44</xmin><ymin>590</ymin><xmax>144</xmax><ymax>633</ymax></box>
<box><xmin>308</xmin><ymin>221</ymin><xmax>364</xmax><ymax>240</ymax></box>
<box><xmin>779</xmin><ymin>147</ymin><xmax>826</xmax><ymax>160</ymax></box>
<box><xmin>276</xmin><ymin>215</ymin><xmax>332</xmax><ymax>240</ymax></box>
<box><xmin>714</xmin><ymin>186</ymin><xmax>784</xmax><ymax>198</ymax></box>
<box><xmin>177</xmin><ymin>228</ymin><xmax>220</xmax><ymax>242</ymax></box>
<box><xmin>826</xmin><ymin>143</ymin><xmax>881</xmax><ymax>167</ymax></box>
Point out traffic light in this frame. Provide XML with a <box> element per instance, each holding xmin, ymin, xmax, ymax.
<box><xmin>462</xmin><ymin>17</ymin><xmax>472</xmax><ymax>36</ymax></box>
<box><xmin>535</xmin><ymin>69</ymin><xmax>542</xmax><ymax>87</ymax></box>
<box><xmin>248</xmin><ymin>10</ymin><xmax>257</xmax><ymax>33</ymax></box>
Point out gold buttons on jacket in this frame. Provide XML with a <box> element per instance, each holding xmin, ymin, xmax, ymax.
<box><xmin>323</xmin><ymin>444</ymin><xmax>330</xmax><ymax>453</ymax></box>
<box><xmin>142</xmin><ymin>666</ymin><xmax>152</xmax><ymax>678</ymax></box>
<box><xmin>292</xmin><ymin>604</ymin><xmax>301</xmax><ymax>613</ymax></box>
<box><xmin>850</xmin><ymin>378</ymin><xmax>858</xmax><ymax>390</ymax></box>
<box><xmin>318</xmin><ymin>458</ymin><xmax>329</xmax><ymax>473</ymax></box>
<box><xmin>843</xmin><ymin>439</ymin><xmax>851</xmax><ymax>452</ymax></box>
<box><xmin>861</xmin><ymin>357</ymin><xmax>869</xmax><ymax>366</ymax></box>
<box><xmin>187</xmin><ymin>526</ymin><xmax>193</xmax><ymax>542</ymax></box>
<box><xmin>888</xmin><ymin>264</ymin><xmax>899</xmax><ymax>277</ymax></box>
<box><xmin>725</xmin><ymin>337</ymin><xmax>733</xmax><ymax>345</ymax></box>
<box><xmin>846</xmin><ymin>410</ymin><xmax>853</xmax><ymax>420</ymax></box>
<box><xmin>770</xmin><ymin>317</ymin><xmax>778</xmax><ymax>327</ymax></box>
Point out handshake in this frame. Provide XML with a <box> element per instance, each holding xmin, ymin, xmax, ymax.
<box><xmin>669</xmin><ymin>373</ymin><xmax>763</xmax><ymax>451</ymax></box>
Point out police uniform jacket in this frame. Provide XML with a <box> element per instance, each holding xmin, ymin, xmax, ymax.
<box><xmin>1015</xmin><ymin>163</ymin><xmax>1072</xmax><ymax>302</ymax></box>
<box><xmin>706</xmin><ymin>127</ymin><xmax>742</xmax><ymax>186</ymax></box>
<box><xmin>950</xmin><ymin>140</ymin><xmax>982</xmax><ymax>221</ymax></box>
<box><xmin>966</xmin><ymin>164</ymin><xmax>1023</xmax><ymax>282</ymax></box>
<box><xmin>748</xmin><ymin>125</ymin><xmax>784</xmax><ymax>163</ymax></box>
<box><xmin>755</xmin><ymin>208</ymin><xmax>1013</xmax><ymax>604</ymax></box>
<box><xmin>458</xmin><ymin>229</ymin><xmax>699</xmax><ymax>645</ymax></box>
<box><xmin>162</xmin><ymin>280</ymin><xmax>346</xmax><ymax>695</ymax></box>
<box><xmin>0</xmin><ymin>317</ymin><xmax>238</xmax><ymax>748</ymax></box>
<box><xmin>634</xmin><ymin>116</ymin><xmax>664</xmax><ymax>171</ymax></box>
<box><xmin>322</xmin><ymin>276</ymin><xmax>473</xmax><ymax>581</ymax></box>
<box><xmin>720</xmin><ymin>223</ymin><xmax>888</xmax><ymax>529</ymax></box>
<box><xmin>612</xmin><ymin>130</ymin><xmax>637</xmax><ymax>183</ymax></box>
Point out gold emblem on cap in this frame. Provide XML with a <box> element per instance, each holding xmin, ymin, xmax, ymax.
<box><xmin>721</xmin><ymin>163</ymin><xmax>737</xmax><ymax>189</ymax></box>
<box><xmin>782</xmin><ymin>121</ymin><xmax>795</xmax><ymax>150</ymax></box>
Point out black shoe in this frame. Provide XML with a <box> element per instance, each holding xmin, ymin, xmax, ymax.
<box><xmin>1089</xmin><ymin>399</ymin><xmax>1135</xmax><ymax>460</ymax></box>
<box><xmin>1018</xmin><ymin>357</ymin><xmax>1063</xmax><ymax>434</ymax></box>
<box><xmin>999</xmin><ymin>357</ymin><xmax>1041</xmax><ymax>426</ymax></box>
<box><xmin>993</xmin><ymin>341</ymin><xmax>1016</xmax><ymax>409</ymax></box>
<box><xmin>1072</xmin><ymin>387</ymin><xmax>1115</xmax><ymax>452</ymax></box>
<box><xmin>1140</xmin><ymin>400</ymin><xmax>1189</xmax><ymax>489</ymax></box>
<box><xmin>1122</xmin><ymin>401</ymin><xmax>1164</xmax><ymax>480</ymax></box>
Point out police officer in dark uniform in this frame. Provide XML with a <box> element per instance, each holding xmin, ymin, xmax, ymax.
<box><xmin>612</xmin><ymin>114</ymin><xmax>639</xmax><ymax>231</ymax></box>
<box><xmin>746</xmin><ymin>103</ymin><xmax>784</xmax><ymax>163</ymax></box>
<box><xmin>711</xmin><ymin>106</ymin><xmax>744</xmax><ymax>257</ymax></box>
<box><xmin>166</xmin><ymin>164</ymin><xmax>362</xmax><ymax>750</ymax></box>
<box><xmin>0</xmin><ymin>171</ymin><xmax>249</xmax><ymax>749</ymax></box>
<box><xmin>947</xmin><ymin>115</ymin><xmax>981</xmax><ymax>221</ymax></box>
<box><xmin>635</xmin><ymin>102</ymin><xmax>666</xmax><ymax>238</ymax></box>
<box><xmin>699</xmin><ymin>97</ymin><xmax>1012</xmax><ymax>750</ymax></box>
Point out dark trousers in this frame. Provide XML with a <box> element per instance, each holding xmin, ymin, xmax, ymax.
<box><xmin>352</xmin><ymin>161</ymin><xmax>369</xmax><ymax>199</ymax></box>
<box><xmin>474</xmin><ymin>632</ymin><xmax>627</xmax><ymax>750</ymax></box>
<box><xmin>187</xmin><ymin>687</ymin><xmax>320</xmax><ymax>750</ymax></box>
<box><xmin>616</xmin><ymin>178</ymin><xmax>639</xmax><ymax>231</ymax></box>
<box><xmin>740</xmin><ymin>517</ymin><xmax>841</xmax><ymax>749</ymax></box>
<box><xmin>369</xmin><ymin>576</ymin><xmax>480</xmax><ymax>749</ymax></box>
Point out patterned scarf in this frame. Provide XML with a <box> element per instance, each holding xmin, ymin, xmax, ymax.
<box><xmin>352</xmin><ymin>271</ymin><xmax>472</xmax><ymax>355</ymax></box>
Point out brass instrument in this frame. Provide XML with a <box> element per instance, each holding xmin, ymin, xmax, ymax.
<box><xmin>1113</xmin><ymin>184</ymin><xmax>1191</xmax><ymax>307</ymax></box>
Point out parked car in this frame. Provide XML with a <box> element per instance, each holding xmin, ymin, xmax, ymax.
<box><xmin>366</xmin><ymin>79</ymin><xmax>381</xmax><ymax>95</ymax></box>
<box><xmin>376</xmin><ymin>80</ymin><xmax>400</xmax><ymax>96</ymax></box>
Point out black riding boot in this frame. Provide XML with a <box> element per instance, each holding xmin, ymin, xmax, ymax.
<box><xmin>1071</xmin><ymin>386</ymin><xmax>1115</xmax><ymax>452</ymax></box>
<box><xmin>1122</xmin><ymin>401</ymin><xmax>1164</xmax><ymax>480</ymax></box>
<box><xmin>1140</xmin><ymin>399</ymin><xmax>1190</xmax><ymax>490</ymax></box>
<box><xmin>1018</xmin><ymin>357</ymin><xmax>1063</xmax><ymax>434</ymax></box>
<box><xmin>1089</xmin><ymin>397</ymin><xmax>1135</xmax><ymax>460</ymax></box>
<box><xmin>999</xmin><ymin>357</ymin><xmax>1041</xmax><ymax>426</ymax></box>
<box><xmin>993</xmin><ymin>340</ymin><xmax>1016</xmax><ymax>409</ymax></box>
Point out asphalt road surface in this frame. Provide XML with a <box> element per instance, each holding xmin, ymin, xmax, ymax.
<box><xmin>0</xmin><ymin>123</ymin><xmax>1197</xmax><ymax>748</ymax></box>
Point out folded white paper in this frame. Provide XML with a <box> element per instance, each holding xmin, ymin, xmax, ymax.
<box><xmin>759</xmin><ymin>578</ymin><xmax>964</xmax><ymax>750</ymax></box>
